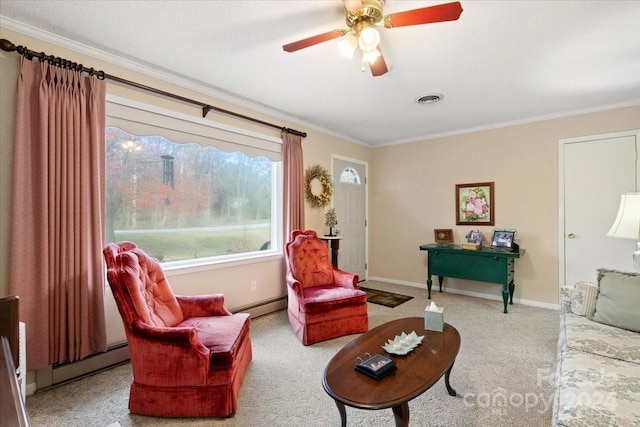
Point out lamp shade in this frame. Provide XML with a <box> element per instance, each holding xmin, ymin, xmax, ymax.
<box><xmin>607</xmin><ymin>193</ymin><xmax>640</xmax><ymax>240</ymax></box>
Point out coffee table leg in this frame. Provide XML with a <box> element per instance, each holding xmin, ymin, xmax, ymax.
<box><xmin>334</xmin><ymin>400</ymin><xmax>347</xmax><ymax>427</ymax></box>
<box><xmin>445</xmin><ymin>362</ymin><xmax>457</xmax><ymax>396</ymax></box>
<box><xmin>392</xmin><ymin>402</ymin><xmax>410</xmax><ymax>427</ymax></box>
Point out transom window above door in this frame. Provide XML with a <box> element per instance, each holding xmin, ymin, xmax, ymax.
<box><xmin>340</xmin><ymin>167</ymin><xmax>361</xmax><ymax>185</ymax></box>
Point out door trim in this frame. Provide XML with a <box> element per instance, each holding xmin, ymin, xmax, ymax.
<box><xmin>331</xmin><ymin>154</ymin><xmax>368</xmax><ymax>281</ymax></box>
<box><xmin>558</xmin><ymin>129</ymin><xmax>640</xmax><ymax>293</ymax></box>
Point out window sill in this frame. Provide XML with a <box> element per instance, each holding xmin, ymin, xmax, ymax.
<box><xmin>162</xmin><ymin>251</ymin><xmax>283</xmax><ymax>276</ymax></box>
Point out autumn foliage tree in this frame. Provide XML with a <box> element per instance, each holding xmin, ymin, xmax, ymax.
<box><xmin>105</xmin><ymin>127</ymin><xmax>272</xmax><ymax>247</ymax></box>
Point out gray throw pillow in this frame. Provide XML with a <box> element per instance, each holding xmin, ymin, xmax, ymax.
<box><xmin>590</xmin><ymin>268</ymin><xmax>640</xmax><ymax>332</ymax></box>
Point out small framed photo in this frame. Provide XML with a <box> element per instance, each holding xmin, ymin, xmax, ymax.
<box><xmin>434</xmin><ymin>229</ymin><xmax>453</xmax><ymax>244</ymax></box>
<box><xmin>456</xmin><ymin>182</ymin><xmax>494</xmax><ymax>225</ymax></box>
<box><xmin>491</xmin><ymin>229</ymin><xmax>515</xmax><ymax>248</ymax></box>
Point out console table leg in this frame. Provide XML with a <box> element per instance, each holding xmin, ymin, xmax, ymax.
<box><xmin>502</xmin><ymin>286</ymin><xmax>509</xmax><ymax>314</ymax></box>
<box><xmin>438</xmin><ymin>276</ymin><xmax>444</xmax><ymax>293</ymax></box>
<box><xmin>509</xmin><ymin>280</ymin><xmax>515</xmax><ymax>305</ymax></box>
<box><xmin>392</xmin><ymin>402</ymin><xmax>410</xmax><ymax>427</ymax></box>
<box><xmin>427</xmin><ymin>276</ymin><xmax>432</xmax><ymax>299</ymax></box>
<box><xmin>334</xmin><ymin>400</ymin><xmax>347</xmax><ymax>427</ymax></box>
<box><xmin>445</xmin><ymin>362</ymin><xmax>457</xmax><ymax>396</ymax></box>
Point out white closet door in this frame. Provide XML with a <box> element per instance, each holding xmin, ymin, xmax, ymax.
<box><xmin>560</xmin><ymin>131</ymin><xmax>639</xmax><ymax>287</ymax></box>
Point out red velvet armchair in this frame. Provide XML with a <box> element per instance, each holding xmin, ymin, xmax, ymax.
<box><xmin>103</xmin><ymin>242</ymin><xmax>252</xmax><ymax>418</ymax></box>
<box><xmin>285</xmin><ymin>230</ymin><xmax>368</xmax><ymax>345</ymax></box>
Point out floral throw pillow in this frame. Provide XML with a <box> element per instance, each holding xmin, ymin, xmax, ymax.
<box><xmin>570</xmin><ymin>281</ymin><xmax>598</xmax><ymax>317</ymax></box>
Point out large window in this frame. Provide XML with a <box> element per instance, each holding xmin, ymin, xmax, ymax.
<box><xmin>105</xmin><ymin>97</ymin><xmax>282</xmax><ymax>266</ymax></box>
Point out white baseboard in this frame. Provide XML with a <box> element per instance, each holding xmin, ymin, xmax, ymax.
<box><xmin>367</xmin><ymin>276</ymin><xmax>559</xmax><ymax>311</ymax></box>
<box><xmin>25</xmin><ymin>381</ymin><xmax>36</xmax><ymax>396</ymax></box>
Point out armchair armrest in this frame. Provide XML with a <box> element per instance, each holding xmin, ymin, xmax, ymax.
<box><xmin>286</xmin><ymin>270</ymin><xmax>303</xmax><ymax>296</ymax></box>
<box><xmin>129</xmin><ymin>320</ymin><xmax>210</xmax><ymax>385</ymax></box>
<box><xmin>333</xmin><ymin>268</ymin><xmax>358</xmax><ymax>288</ymax></box>
<box><xmin>176</xmin><ymin>294</ymin><xmax>232</xmax><ymax>318</ymax></box>
<box><xmin>131</xmin><ymin>319</ymin><xmax>206</xmax><ymax>351</ymax></box>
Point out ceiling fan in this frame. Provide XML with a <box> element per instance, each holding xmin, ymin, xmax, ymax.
<box><xmin>282</xmin><ymin>1</ymin><xmax>463</xmax><ymax>77</ymax></box>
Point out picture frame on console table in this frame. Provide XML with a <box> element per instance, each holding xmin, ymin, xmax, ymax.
<box><xmin>455</xmin><ymin>182</ymin><xmax>494</xmax><ymax>226</ymax></box>
<box><xmin>434</xmin><ymin>229</ymin><xmax>453</xmax><ymax>244</ymax></box>
<box><xmin>491</xmin><ymin>229</ymin><xmax>514</xmax><ymax>247</ymax></box>
<box><xmin>491</xmin><ymin>229</ymin><xmax>517</xmax><ymax>251</ymax></box>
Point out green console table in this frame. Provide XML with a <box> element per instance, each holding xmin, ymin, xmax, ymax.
<box><xmin>419</xmin><ymin>243</ymin><xmax>525</xmax><ymax>314</ymax></box>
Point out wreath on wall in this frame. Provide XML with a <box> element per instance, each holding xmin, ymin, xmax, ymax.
<box><xmin>304</xmin><ymin>165</ymin><xmax>333</xmax><ymax>208</ymax></box>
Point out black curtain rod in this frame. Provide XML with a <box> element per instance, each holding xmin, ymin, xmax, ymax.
<box><xmin>0</xmin><ymin>38</ymin><xmax>307</xmax><ymax>138</ymax></box>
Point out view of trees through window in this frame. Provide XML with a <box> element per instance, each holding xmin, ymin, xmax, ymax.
<box><xmin>105</xmin><ymin>126</ymin><xmax>274</xmax><ymax>263</ymax></box>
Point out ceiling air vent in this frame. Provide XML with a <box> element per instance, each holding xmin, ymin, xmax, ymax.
<box><xmin>415</xmin><ymin>94</ymin><xmax>443</xmax><ymax>105</ymax></box>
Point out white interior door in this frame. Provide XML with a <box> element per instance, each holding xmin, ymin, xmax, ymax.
<box><xmin>333</xmin><ymin>157</ymin><xmax>367</xmax><ymax>280</ymax></box>
<box><xmin>560</xmin><ymin>131</ymin><xmax>639</xmax><ymax>287</ymax></box>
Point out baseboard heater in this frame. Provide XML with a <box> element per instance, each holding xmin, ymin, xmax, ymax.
<box><xmin>36</xmin><ymin>343</ymin><xmax>131</xmax><ymax>391</ymax></box>
<box><xmin>35</xmin><ymin>295</ymin><xmax>287</xmax><ymax>391</ymax></box>
<box><xmin>233</xmin><ymin>295</ymin><xmax>287</xmax><ymax>318</ymax></box>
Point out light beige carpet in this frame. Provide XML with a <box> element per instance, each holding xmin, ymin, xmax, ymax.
<box><xmin>26</xmin><ymin>281</ymin><xmax>559</xmax><ymax>426</ymax></box>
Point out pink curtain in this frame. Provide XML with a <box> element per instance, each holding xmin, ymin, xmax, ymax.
<box><xmin>9</xmin><ymin>57</ymin><xmax>107</xmax><ymax>369</ymax></box>
<box><xmin>282</xmin><ymin>131</ymin><xmax>304</xmax><ymax>246</ymax></box>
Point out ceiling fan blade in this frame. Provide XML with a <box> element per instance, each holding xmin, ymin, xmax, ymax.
<box><xmin>384</xmin><ymin>1</ymin><xmax>463</xmax><ymax>28</ymax></box>
<box><xmin>283</xmin><ymin>30</ymin><xmax>346</xmax><ymax>52</ymax></box>
<box><xmin>369</xmin><ymin>47</ymin><xmax>388</xmax><ymax>77</ymax></box>
<box><xmin>343</xmin><ymin>0</ymin><xmax>363</xmax><ymax>12</ymax></box>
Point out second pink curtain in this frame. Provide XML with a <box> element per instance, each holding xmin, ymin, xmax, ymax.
<box><xmin>282</xmin><ymin>131</ymin><xmax>304</xmax><ymax>245</ymax></box>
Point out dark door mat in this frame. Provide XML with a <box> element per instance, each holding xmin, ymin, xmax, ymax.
<box><xmin>359</xmin><ymin>287</ymin><xmax>414</xmax><ymax>308</ymax></box>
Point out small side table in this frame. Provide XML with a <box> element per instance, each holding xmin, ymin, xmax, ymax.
<box><xmin>320</xmin><ymin>236</ymin><xmax>342</xmax><ymax>268</ymax></box>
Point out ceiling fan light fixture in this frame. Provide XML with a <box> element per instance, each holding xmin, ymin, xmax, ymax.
<box><xmin>337</xmin><ymin>32</ymin><xmax>358</xmax><ymax>59</ymax></box>
<box><xmin>358</xmin><ymin>26</ymin><xmax>380</xmax><ymax>51</ymax></box>
<box><xmin>283</xmin><ymin>0</ymin><xmax>463</xmax><ymax>78</ymax></box>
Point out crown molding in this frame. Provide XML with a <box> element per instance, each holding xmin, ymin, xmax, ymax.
<box><xmin>0</xmin><ymin>17</ymin><xmax>369</xmax><ymax>146</ymax></box>
<box><xmin>377</xmin><ymin>99</ymin><xmax>640</xmax><ymax>148</ymax></box>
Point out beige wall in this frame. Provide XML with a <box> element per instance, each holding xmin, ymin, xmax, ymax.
<box><xmin>370</xmin><ymin>106</ymin><xmax>640</xmax><ymax>305</ymax></box>
<box><xmin>1</xmin><ymin>27</ymin><xmax>639</xmax><ymax>314</ymax></box>
<box><xmin>0</xmin><ymin>28</ymin><xmax>369</xmax><ymax>312</ymax></box>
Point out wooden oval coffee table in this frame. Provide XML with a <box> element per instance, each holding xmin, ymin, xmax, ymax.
<box><xmin>323</xmin><ymin>317</ymin><xmax>460</xmax><ymax>427</ymax></box>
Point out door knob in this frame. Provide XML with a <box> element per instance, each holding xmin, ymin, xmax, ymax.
<box><xmin>568</xmin><ymin>233</ymin><xmax>576</xmax><ymax>239</ymax></box>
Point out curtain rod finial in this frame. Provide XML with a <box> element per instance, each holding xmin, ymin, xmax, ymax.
<box><xmin>282</xmin><ymin>127</ymin><xmax>308</xmax><ymax>138</ymax></box>
<box><xmin>0</xmin><ymin>39</ymin><xmax>17</xmax><ymax>53</ymax></box>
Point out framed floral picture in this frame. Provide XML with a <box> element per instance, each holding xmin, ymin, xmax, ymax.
<box><xmin>456</xmin><ymin>182</ymin><xmax>494</xmax><ymax>225</ymax></box>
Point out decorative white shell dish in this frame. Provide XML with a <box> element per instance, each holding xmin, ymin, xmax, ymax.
<box><xmin>382</xmin><ymin>331</ymin><xmax>424</xmax><ymax>355</ymax></box>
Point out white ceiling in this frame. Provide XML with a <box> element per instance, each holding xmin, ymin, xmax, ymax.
<box><xmin>1</xmin><ymin>1</ymin><xmax>639</xmax><ymax>147</ymax></box>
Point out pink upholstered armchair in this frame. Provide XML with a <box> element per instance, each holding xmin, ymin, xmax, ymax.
<box><xmin>103</xmin><ymin>242</ymin><xmax>252</xmax><ymax>418</ymax></box>
<box><xmin>285</xmin><ymin>230</ymin><xmax>368</xmax><ymax>345</ymax></box>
